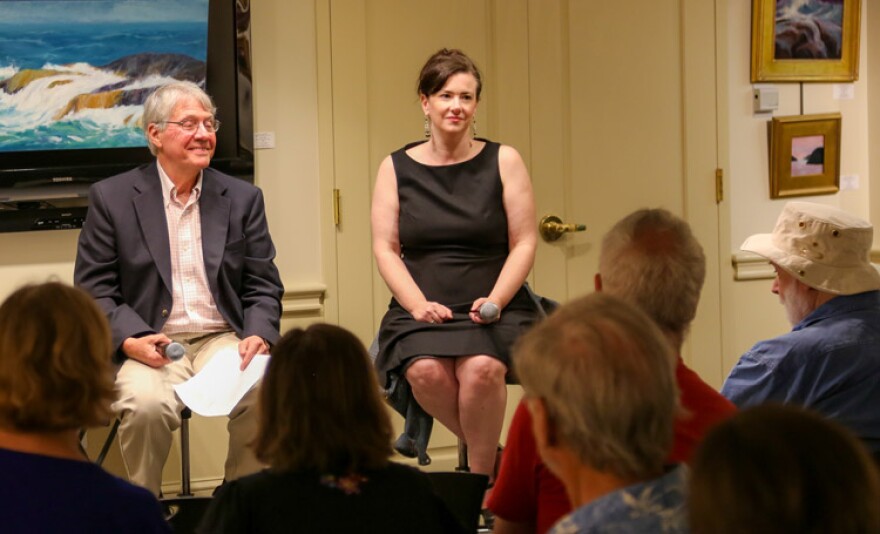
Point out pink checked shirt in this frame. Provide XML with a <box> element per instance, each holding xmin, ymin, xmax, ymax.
<box><xmin>157</xmin><ymin>163</ymin><xmax>230</xmax><ymax>335</ymax></box>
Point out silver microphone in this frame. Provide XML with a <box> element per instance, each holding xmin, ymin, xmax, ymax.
<box><xmin>479</xmin><ymin>301</ymin><xmax>500</xmax><ymax>323</ymax></box>
<box><xmin>159</xmin><ymin>341</ymin><xmax>186</xmax><ymax>361</ymax></box>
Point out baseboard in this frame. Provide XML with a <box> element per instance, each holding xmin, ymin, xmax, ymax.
<box><xmin>161</xmin><ymin>476</ymin><xmax>224</xmax><ymax>498</ymax></box>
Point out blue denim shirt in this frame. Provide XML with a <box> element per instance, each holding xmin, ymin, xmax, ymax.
<box><xmin>722</xmin><ymin>290</ymin><xmax>880</xmax><ymax>452</ymax></box>
<box><xmin>548</xmin><ymin>465</ymin><xmax>688</xmax><ymax>534</ymax></box>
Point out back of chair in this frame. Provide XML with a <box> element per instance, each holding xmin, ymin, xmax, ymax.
<box><xmin>426</xmin><ymin>471</ymin><xmax>489</xmax><ymax>533</ymax></box>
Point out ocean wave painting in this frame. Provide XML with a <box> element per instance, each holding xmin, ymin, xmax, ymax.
<box><xmin>0</xmin><ymin>0</ymin><xmax>209</xmax><ymax>152</ymax></box>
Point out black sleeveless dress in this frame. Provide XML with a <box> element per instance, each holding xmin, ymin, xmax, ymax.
<box><xmin>374</xmin><ymin>139</ymin><xmax>540</xmax><ymax>389</ymax></box>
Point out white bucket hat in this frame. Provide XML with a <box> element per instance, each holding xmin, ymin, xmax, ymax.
<box><xmin>741</xmin><ymin>201</ymin><xmax>880</xmax><ymax>295</ymax></box>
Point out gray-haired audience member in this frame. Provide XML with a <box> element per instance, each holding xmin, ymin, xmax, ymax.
<box><xmin>690</xmin><ymin>404</ymin><xmax>880</xmax><ymax>534</ymax></box>
<box><xmin>75</xmin><ymin>81</ymin><xmax>284</xmax><ymax>495</ymax></box>
<box><xmin>722</xmin><ymin>201</ymin><xmax>880</xmax><ymax>454</ymax></box>
<box><xmin>489</xmin><ymin>209</ymin><xmax>733</xmax><ymax>534</ymax></box>
<box><xmin>515</xmin><ymin>293</ymin><xmax>688</xmax><ymax>534</ymax></box>
<box><xmin>0</xmin><ymin>282</ymin><xmax>170</xmax><ymax>533</ymax></box>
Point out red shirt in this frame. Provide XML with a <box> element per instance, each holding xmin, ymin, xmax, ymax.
<box><xmin>487</xmin><ymin>357</ymin><xmax>736</xmax><ymax>533</ymax></box>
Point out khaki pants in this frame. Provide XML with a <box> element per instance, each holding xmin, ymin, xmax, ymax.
<box><xmin>112</xmin><ymin>331</ymin><xmax>262</xmax><ymax>495</ymax></box>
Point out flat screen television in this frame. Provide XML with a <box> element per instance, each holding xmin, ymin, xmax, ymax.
<box><xmin>0</xmin><ymin>0</ymin><xmax>253</xmax><ymax>232</ymax></box>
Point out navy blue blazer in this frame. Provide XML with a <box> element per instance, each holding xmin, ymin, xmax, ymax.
<box><xmin>75</xmin><ymin>162</ymin><xmax>284</xmax><ymax>359</ymax></box>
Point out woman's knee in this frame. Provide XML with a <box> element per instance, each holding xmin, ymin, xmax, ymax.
<box><xmin>459</xmin><ymin>357</ymin><xmax>507</xmax><ymax>389</ymax></box>
<box><xmin>405</xmin><ymin>358</ymin><xmax>453</xmax><ymax>390</ymax></box>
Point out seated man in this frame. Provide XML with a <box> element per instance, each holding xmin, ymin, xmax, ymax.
<box><xmin>722</xmin><ymin>201</ymin><xmax>880</xmax><ymax>454</ymax></box>
<box><xmin>489</xmin><ymin>209</ymin><xmax>734</xmax><ymax>533</ymax></box>
<box><xmin>75</xmin><ymin>81</ymin><xmax>284</xmax><ymax>495</ymax></box>
<box><xmin>514</xmin><ymin>293</ymin><xmax>688</xmax><ymax>533</ymax></box>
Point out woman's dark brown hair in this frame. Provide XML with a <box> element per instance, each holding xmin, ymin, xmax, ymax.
<box><xmin>0</xmin><ymin>282</ymin><xmax>115</xmax><ymax>431</ymax></box>
<box><xmin>417</xmin><ymin>48</ymin><xmax>483</xmax><ymax>100</ymax></box>
<box><xmin>253</xmin><ymin>323</ymin><xmax>394</xmax><ymax>474</ymax></box>
<box><xmin>689</xmin><ymin>404</ymin><xmax>880</xmax><ymax>534</ymax></box>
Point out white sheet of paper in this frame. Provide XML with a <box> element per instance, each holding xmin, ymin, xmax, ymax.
<box><xmin>173</xmin><ymin>347</ymin><xmax>269</xmax><ymax>417</ymax></box>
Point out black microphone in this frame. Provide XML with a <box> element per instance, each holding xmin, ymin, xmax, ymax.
<box><xmin>479</xmin><ymin>301</ymin><xmax>500</xmax><ymax>323</ymax></box>
<box><xmin>159</xmin><ymin>341</ymin><xmax>186</xmax><ymax>361</ymax></box>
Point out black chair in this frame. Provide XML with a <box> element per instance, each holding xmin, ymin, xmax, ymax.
<box><xmin>427</xmin><ymin>471</ymin><xmax>489</xmax><ymax>533</ymax></box>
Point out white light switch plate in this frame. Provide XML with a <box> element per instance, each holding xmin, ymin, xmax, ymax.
<box><xmin>254</xmin><ymin>131</ymin><xmax>276</xmax><ymax>150</ymax></box>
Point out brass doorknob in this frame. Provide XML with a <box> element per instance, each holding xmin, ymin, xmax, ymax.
<box><xmin>539</xmin><ymin>215</ymin><xmax>586</xmax><ymax>242</ymax></box>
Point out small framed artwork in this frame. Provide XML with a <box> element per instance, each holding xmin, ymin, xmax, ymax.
<box><xmin>751</xmin><ymin>0</ymin><xmax>861</xmax><ymax>82</ymax></box>
<box><xmin>769</xmin><ymin>113</ymin><xmax>841</xmax><ymax>198</ymax></box>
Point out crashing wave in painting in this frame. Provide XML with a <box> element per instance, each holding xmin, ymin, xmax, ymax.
<box><xmin>775</xmin><ymin>0</ymin><xmax>844</xmax><ymax>60</ymax></box>
<box><xmin>0</xmin><ymin>1</ymin><xmax>208</xmax><ymax>152</ymax></box>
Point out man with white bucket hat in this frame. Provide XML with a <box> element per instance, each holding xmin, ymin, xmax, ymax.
<box><xmin>722</xmin><ymin>201</ymin><xmax>880</xmax><ymax>453</ymax></box>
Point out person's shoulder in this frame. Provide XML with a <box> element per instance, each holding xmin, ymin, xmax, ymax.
<box><xmin>496</xmin><ymin>142</ymin><xmax>523</xmax><ymax>161</ymax></box>
<box><xmin>91</xmin><ymin>163</ymin><xmax>155</xmax><ymax>193</ymax></box>
<box><xmin>87</xmin><ymin>468</ymin><xmax>171</xmax><ymax>530</ymax></box>
<box><xmin>205</xmin><ymin>168</ymin><xmax>258</xmax><ymax>190</ymax></box>
<box><xmin>92</xmin><ymin>465</ymin><xmax>158</xmax><ymax>501</ymax></box>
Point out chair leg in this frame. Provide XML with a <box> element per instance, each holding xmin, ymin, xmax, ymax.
<box><xmin>179</xmin><ymin>407</ymin><xmax>193</xmax><ymax>497</ymax></box>
<box><xmin>96</xmin><ymin>419</ymin><xmax>121</xmax><ymax>466</ymax></box>
<box><xmin>79</xmin><ymin>419</ymin><xmax>120</xmax><ymax>466</ymax></box>
<box><xmin>456</xmin><ymin>438</ymin><xmax>469</xmax><ymax>472</ymax></box>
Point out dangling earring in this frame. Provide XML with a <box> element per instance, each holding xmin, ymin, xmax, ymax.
<box><xmin>472</xmin><ymin>115</ymin><xmax>477</xmax><ymax>138</ymax></box>
<box><xmin>424</xmin><ymin>115</ymin><xmax>430</xmax><ymax>138</ymax></box>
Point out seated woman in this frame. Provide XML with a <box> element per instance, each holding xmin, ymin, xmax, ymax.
<box><xmin>690</xmin><ymin>404</ymin><xmax>880</xmax><ymax>533</ymax></box>
<box><xmin>0</xmin><ymin>282</ymin><xmax>170</xmax><ymax>533</ymax></box>
<box><xmin>198</xmin><ymin>323</ymin><xmax>466</xmax><ymax>533</ymax></box>
<box><xmin>371</xmin><ymin>47</ymin><xmax>539</xmax><ymax>479</ymax></box>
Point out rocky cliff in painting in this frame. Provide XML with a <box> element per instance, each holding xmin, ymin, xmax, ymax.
<box><xmin>0</xmin><ymin>53</ymin><xmax>205</xmax><ymax>123</ymax></box>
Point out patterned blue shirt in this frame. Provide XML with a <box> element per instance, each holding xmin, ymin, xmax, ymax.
<box><xmin>722</xmin><ymin>290</ymin><xmax>880</xmax><ymax>452</ymax></box>
<box><xmin>548</xmin><ymin>465</ymin><xmax>688</xmax><ymax>534</ymax></box>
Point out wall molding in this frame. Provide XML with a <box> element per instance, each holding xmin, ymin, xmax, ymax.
<box><xmin>732</xmin><ymin>251</ymin><xmax>774</xmax><ymax>280</ymax></box>
<box><xmin>734</xmin><ymin>250</ymin><xmax>880</xmax><ymax>281</ymax></box>
<box><xmin>281</xmin><ymin>283</ymin><xmax>326</xmax><ymax>317</ymax></box>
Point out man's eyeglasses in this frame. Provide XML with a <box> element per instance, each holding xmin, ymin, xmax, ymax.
<box><xmin>161</xmin><ymin>118</ymin><xmax>221</xmax><ymax>133</ymax></box>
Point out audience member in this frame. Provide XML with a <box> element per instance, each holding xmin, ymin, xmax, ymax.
<box><xmin>690</xmin><ymin>404</ymin><xmax>880</xmax><ymax>534</ymax></box>
<box><xmin>515</xmin><ymin>293</ymin><xmax>688</xmax><ymax>533</ymax></box>
<box><xmin>75</xmin><ymin>81</ymin><xmax>284</xmax><ymax>494</ymax></box>
<box><xmin>198</xmin><ymin>324</ymin><xmax>465</xmax><ymax>534</ymax></box>
<box><xmin>722</xmin><ymin>201</ymin><xmax>880</xmax><ymax>454</ymax></box>
<box><xmin>0</xmin><ymin>282</ymin><xmax>170</xmax><ymax>533</ymax></box>
<box><xmin>489</xmin><ymin>208</ymin><xmax>734</xmax><ymax>533</ymax></box>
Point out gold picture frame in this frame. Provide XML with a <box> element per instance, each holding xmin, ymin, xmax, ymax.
<box><xmin>769</xmin><ymin>113</ymin><xmax>841</xmax><ymax>199</ymax></box>
<box><xmin>751</xmin><ymin>0</ymin><xmax>861</xmax><ymax>82</ymax></box>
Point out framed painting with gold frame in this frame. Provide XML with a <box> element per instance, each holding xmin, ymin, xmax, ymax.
<box><xmin>751</xmin><ymin>0</ymin><xmax>861</xmax><ymax>82</ymax></box>
<box><xmin>769</xmin><ymin>113</ymin><xmax>841</xmax><ymax>198</ymax></box>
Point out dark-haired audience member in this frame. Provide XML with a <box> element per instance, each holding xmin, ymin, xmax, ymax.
<box><xmin>489</xmin><ymin>209</ymin><xmax>734</xmax><ymax>533</ymax></box>
<box><xmin>516</xmin><ymin>293</ymin><xmax>688</xmax><ymax>533</ymax></box>
<box><xmin>723</xmin><ymin>202</ymin><xmax>880</xmax><ymax>455</ymax></box>
<box><xmin>0</xmin><ymin>282</ymin><xmax>170</xmax><ymax>534</ymax></box>
<box><xmin>198</xmin><ymin>324</ymin><xmax>466</xmax><ymax>534</ymax></box>
<box><xmin>690</xmin><ymin>404</ymin><xmax>880</xmax><ymax>534</ymax></box>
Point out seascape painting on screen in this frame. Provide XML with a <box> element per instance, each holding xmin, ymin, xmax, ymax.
<box><xmin>0</xmin><ymin>0</ymin><xmax>209</xmax><ymax>152</ymax></box>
